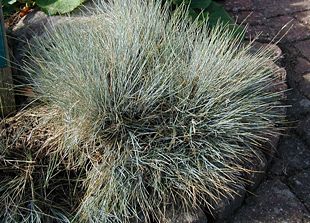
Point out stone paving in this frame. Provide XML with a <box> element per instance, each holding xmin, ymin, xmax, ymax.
<box><xmin>222</xmin><ymin>0</ymin><xmax>310</xmax><ymax>222</ymax></box>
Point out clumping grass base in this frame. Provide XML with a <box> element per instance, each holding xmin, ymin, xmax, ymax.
<box><xmin>0</xmin><ymin>0</ymin><xmax>284</xmax><ymax>222</ymax></box>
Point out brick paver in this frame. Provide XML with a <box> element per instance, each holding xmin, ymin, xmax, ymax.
<box><xmin>223</xmin><ymin>0</ymin><xmax>310</xmax><ymax>221</ymax></box>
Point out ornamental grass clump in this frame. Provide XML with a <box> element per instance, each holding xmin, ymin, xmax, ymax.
<box><xmin>2</xmin><ymin>0</ymin><xmax>284</xmax><ymax>222</ymax></box>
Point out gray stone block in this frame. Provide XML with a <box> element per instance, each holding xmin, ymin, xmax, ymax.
<box><xmin>232</xmin><ymin>180</ymin><xmax>309</xmax><ymax>223</ymax></box>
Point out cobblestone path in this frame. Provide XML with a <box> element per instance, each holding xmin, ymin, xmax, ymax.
<box><xmin>222</xmin><ymin>0</ymin><xmax>310</xmax><ymax>222</ymax></box>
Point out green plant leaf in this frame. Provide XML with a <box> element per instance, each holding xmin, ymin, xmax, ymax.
<box><xmin>1</xmin><ymin>0</ymin><xmax>15</xmax><ymax>6</ymax></box>
<box><xmin>188</xmin><ymin>8</ymin><xmax>199</xmax><ymax>18</ymax></box>
<box><xmin>171</xmin><ymin>0</ymin><xmax>190</xmax><ymax>5</ymax></box>
<box><xmin>36</xmin><ymin>0</ymin><xmax>85</xmax><ymax>15</ymax></box>
<box><xmin>2</xmin><ymin>4</ymin><xmax>18</xmax><ymax>17</ymax></box>
<box><xmin>204</xmin><ymin>2</ymin><xmax>233</xmax><ymax>27</ymax></box>
<box><xmin>8</xmin><ymin>0</ymin><xmax>17</xmax><ymax>5</ymax></box>
<box><xmin>190</xmin><ymin>0</ymin><xmax>212</xmax><ymax>9</ymax></box>
<box><xmin>200</xmin><ymin>2</ymin><xmax>245</xmax><ymax>39</ymax></box>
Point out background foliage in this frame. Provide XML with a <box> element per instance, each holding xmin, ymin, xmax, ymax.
<box><xmin>168</xmin><ymin>0</ymin><xmax>244</xmax><ymax>35</ymax></box>
<box><xmin>1</xmin><ymin>0</ymin><xmax>85</xmax><ymax>16</ymax></box>
<box><xmin>2</xmin><ymin>0</ymin><xmax>238</xmax><ymax>27</ymax></box>
<box><xmin>1</xmin><ymin>0</ymin><xmax>243</xmax><ymax>36</ymax></box>
<box><xmin>170</xmin><ymin>0</ymin><xmax>233</xmax><ymax>26</ymax></box>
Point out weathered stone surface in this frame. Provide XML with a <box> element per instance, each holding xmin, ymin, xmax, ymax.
<box><xmin>243</xmin><ymin>16</ymin><xmax>310</xmax><ymax>42</ymax></box>
<box><xmin>12</xmin><ymin>10</ymin><xmax>68</xmax><ymax>40</ymax></box>
<box><xmin>269</xmin><ymin>16</ymin><xmax>310</xmax><ymax>42</ymax></box>
<box><xmin>213</xmin><ymin>185</ymin><xmax>246</xmax><ymax>221</ymax></box>
<box><xmin>231</xmin><ymin>11</ymin><xmax>266</xmax><ymax>26</ymax></box>
<box><xmin>244</xmin><ymin>155</ymin><xmax>267</xmax><ymax>191</ymax></box>
<box><xmin>299</xmin><ymin>98</ymin><xmax>310</xmax><ymax>111</ymax></box>
<box><xmin>300</xmin><ymin>73</ymin><xmax>310</xmax><ymax>98</ymax></box>
<box><xmin>295</xmin><ymin>40</ymin><xmax>310</xmax><ymax>60</ymax></box>
<box><xmin>287</xmin><ymin>89</ymin><xmax>310</xmax><ymax>118</ymax></box>
<box><xmin>289</xmin><ymin>170</ymin><xmax>310</xmax><ymax>210</ymax></box>
<box><xmin>290</xmin><ymin>73</ymin><xmax>310</xmax><ymax>99</ymax></box>
<box><xmin>165</xmin><ymin>209</ymin><xmax>208</xmax><ymax>223</ymax></box>
<box><xmin>222</xmin><ymin>0</ymin><xmax>254</xmax><ymax>12</ymax></box>
<box><xmin>269</xmin><ymin>136</ymin><xmax>310</xmax><ymax>176</ymax></box>
<box><xmin>232</xmin><ymin>180</ymin><xmax>309</xmax><ymax>223</ymax></box>
<box><xmin>253</xmin><ymin>0</ymin><xmax>310</xmax><ymax>16</ymax></box>
<box><xmin>286</xmin><ymin>89</ymin><xmax>310</xmax><ymax>117</ymax></box>
<box><xmin>303</xmin><ymin>73</ymin><xmax>310</xmax><ymax>88</ymax></box>
<box><xmin>268</xmin><ymin>132</ymin><xmax>282</xmax><ymax>150</ymax></box>
<box><xmin>287</xmin><ymin>48</ymin><xmax>310</xmax><ymax>98</ymax></box>
<box><xmin>289</xmin><ymin>71</ymin><xmax>307</xmax><ymax>97</ymax></box>
<box><xmin>294</xmin><ymin>10</ymin><xmax>310</xmax><ymax>25</ymax></box>
<box><xmin>294</xmin><ymin>57</ymin><xmax>310</xmax><ymax>74</ymax></box>
<box><xmin>248</xmin><ymin>44</ymin><xmax>287</xmax><ymax>100</ymax></box>
<box><xmin>244</xmin><ymin>25</ymin><xmax>273</xmax><ymax>41</ymax></box>
<box><xmin>249</xmin><ymin>42</ymin><xmax>283</xmax><ymax>60</ymax></box>
<box><xmin>297</xmin><ymin>115</ymin><xmax>310</xmax><ymax>145</ymax></box>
